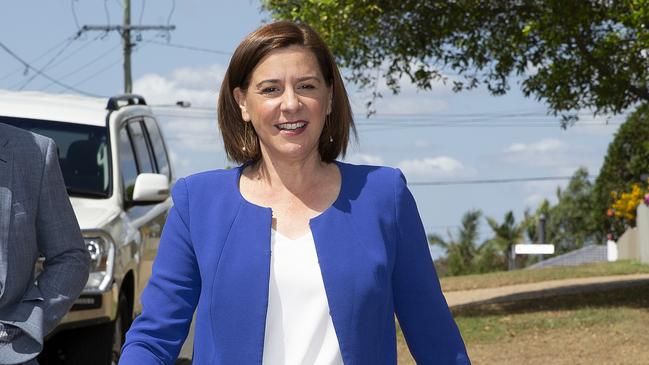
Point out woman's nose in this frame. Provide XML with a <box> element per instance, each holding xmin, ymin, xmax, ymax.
<box><xmin>280</xmin><ymin>89</ymin><xmax>300</xmax><ymax>113</ymax></box>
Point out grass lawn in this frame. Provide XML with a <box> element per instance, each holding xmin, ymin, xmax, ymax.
<box><xmin>439</xmin><ymin>260</ymin><xmax>649</xmax><ymax>292</ymax></box>
<box><xmin>396</xmin><ymin>283</ymin><xmax>649</xmax><ymax>364</ymax></box>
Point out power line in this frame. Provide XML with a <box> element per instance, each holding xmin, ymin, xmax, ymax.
<box><xmin>408</xmin><ymin>175</ymin><xmax>592</xmax><ymax>186</ymax></box>
<box><xmin>45</xmin><ymin>33</ymin><xmax>109</xmax><ymax>70</ymax></box>
<box><xmin>146</xmin><ymin>39</ymin><xmax>231</xmax><ymax>55</ymax></box>
<box><xmin>0</xmin><ymin>35</ymin><xmax>77</xmax><ymax>81</ymax></box>
<box><xmin>360</xmin><ymin>123</ymin><xmax>621</xmax><ymax>132</ymax></box>
<box><xmin>64</xmin><ymin>41</ymin><xmax>149</xmax><ymax>90</ymax></box>
<box><xmin>103</xmin><ymin>0</ymin><xmax>111</xmax><ymax>25</ymax></box>
<box><xmin>18</xmin><ymin>37</ymin><xmax>77</xmax><ymax>90</ymax></box>
<box><xmin>0</xmin><ymin>40</ymin><xmax>105</xmax><ymax>97</ymax></box>
<box><xmin>8</xmin><ymin>33</ymin><xmax>109</xmax><ymax>90</ymax></box>
<box><xmin>70</xmin><ymin>0</ymin><xmax>81</xmax><ymax>30</ymax></box>
<box><xmin>149</xmin><ymin>104</ymin><xmax>621</xmax><ymax>128</ymax></box>
<box><xmin>67</xmin><ymin>59</ymin><xmax>121</xmax><ymax>88</ymax></box>
<box><xmin>138</xmin><ymin>0</ymin><xmax>146</xmax><ymax>25</ymax></box>
<box><xmin>166</xmin><ymin>0</ymin><xmax>175</xmax><ymax>35</ymax></box>
<box><xmin>42</xmin><ymin>42</ymin><xmax>121</xmax><ymax>90</ymax></box>
<box><xmin>76</xmin><ymin>13</ymin><xmax>176</xmax><ymax>93</ymax></box>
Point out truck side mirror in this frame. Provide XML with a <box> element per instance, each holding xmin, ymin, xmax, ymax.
<box><xmin>132</xmin><ymin>173</ymin><xmax>170</xmax><ymax>203</ymax></box>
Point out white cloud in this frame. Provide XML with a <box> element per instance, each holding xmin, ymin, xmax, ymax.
<box><xmin>501</xmin><ymin>136</ymin><xmax>608</xmax><ymax>177</ymax></box>
<box><xmin>346</xmin><ymin>64</ymin><xmax>456</xmax><ymax>116</ymax></box>
<box><xmin>564</xmin><ymin>111</ymin><xmax>625</xmax><ymax>137</ymax></box>
<box><xmin>133</xmin><ymin>64</ymin><xmax>226</xmax><ymax>108</ymax></box>
<box><xmin>374</xmin><ymin>66</ymin><xmax>459</xmax><ymax>96</ymax></box>
<box><xmin>170</xmin><ymin>65</ymin><xmax>226</xmax><ymax>90</ymax></box>
<box><xmin>522</xmin><ymin>180</ymin><xmax>562</xmax><ymax>208</ymax></box>
<box><xmin>397</xmin><ymin>156</ymin><xmax>475</xmax><ymax>179</ymax></box>
<box><xmin>505</xmin><ymin>138</ymin><xmax>565</xmax><ymax>154</ymax></box>
<box><xmin>524</xmin><ymin>193</ymin><xmax>547</xmax><ymax>208</ymax></box>
<box><xmin>154</xmin><ymin>109</ymin><xmax>224</xmax><ymax>154</ymax></box>
<box><xmin>345</xmin><ymin>153</ymin><xmax>385</xmax><ymax>166</ymax></box>
<box><xmin>374</xmin><ymin>97</ymin><xmax>448</xmax><ymax>115</ymax></box>
<box><xmin>502</xmin><ymin>138</ymin><xmax>572</xmax><ymax>169</ymax></box>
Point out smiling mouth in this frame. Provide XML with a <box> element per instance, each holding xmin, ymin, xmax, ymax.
<box><xmin>276</xmin><ymin>121</ymin><xmax>307</xmax><ymax>131</ymax></box>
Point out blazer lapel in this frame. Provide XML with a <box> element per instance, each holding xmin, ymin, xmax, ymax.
<box><xmin>210</xmin><ymin>202</ymin><xmax>272</xmax><ymax>363</ymax></box>
<box><xmin>0</xmin><ymin>136</ymin><xmax>13</xmax><ymax>297</ymax></box>
<box><xmin>310</xmin><ymin>208</ymin><xmax>359</xmax><ymax>365</ymax></box>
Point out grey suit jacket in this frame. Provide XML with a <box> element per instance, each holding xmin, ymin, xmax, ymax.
<box><xmin>0</xmin><ymin>123</ymin><xmax>90</xmax><ymax>364</ymax></box>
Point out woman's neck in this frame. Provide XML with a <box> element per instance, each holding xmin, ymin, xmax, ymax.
<box><xmin>249</xmin><ymin>153</ymin><xmax>330</xmax><ymax>194</ymax></box>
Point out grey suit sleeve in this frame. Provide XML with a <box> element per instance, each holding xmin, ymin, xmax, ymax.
<box><xmin>32</xmin><ymin>138</ymin><xmax>90</xmax><ymax>335</ymax></box>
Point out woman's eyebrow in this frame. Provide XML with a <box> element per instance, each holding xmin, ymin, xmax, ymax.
<box><xmin>255</xmin><ymin>79</ymin><xmax>280</xmax><ymax>88</ymax></box>
<box><xmin>297</xmin><ymin>75</ymin><xmax>321</xmax><ymax>83</ymax></box>
<box><xmin>255</xmin><ymin>75</ymin><xmax>322</xmax><ymax>88</ymax></box>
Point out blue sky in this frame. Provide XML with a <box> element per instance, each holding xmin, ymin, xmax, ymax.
<box><xmin>0</xmin><ymin>1</ymin><xmax>628</xmax><ymax>257</ymax></box>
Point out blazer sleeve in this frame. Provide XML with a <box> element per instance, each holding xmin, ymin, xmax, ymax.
<box><xmin>392</xmin><ymin>169</ymin><xmax>471</xmax><ymax>364</ymax></box>
<box><xmin>32</xmin><ymin>138</ymin><xmax>90</xmax><ymax>335</ymax></box>
<box><xmin>120</xmin><ymin>178</ymin><xmax>201</xmax><ymax>365</ymax></box>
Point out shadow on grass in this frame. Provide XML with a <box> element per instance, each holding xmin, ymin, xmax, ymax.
<box><xmin>452</xmin><ymin>283</ymin><xmax>649</xmax><ymax>318</ymax></box>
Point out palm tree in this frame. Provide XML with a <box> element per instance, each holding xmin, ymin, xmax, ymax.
<box><xmin>485</xmin><ymin>211</ymin><xmax>525</xmax><ymax>270</ymax></box>
<box><xmin>428</xmin><ymin>210</ymin><xmax>482</xmax><ymax>276</ymax></box>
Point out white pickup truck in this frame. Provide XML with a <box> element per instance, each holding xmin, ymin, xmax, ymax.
<box><xmin>0</xmin><ymin>91</ymin><xmax>173</xmax><ymax>364</ymax></box>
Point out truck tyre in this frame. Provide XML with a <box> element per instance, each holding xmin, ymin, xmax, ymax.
<box><xmin>111</xmin><ymin>292</ymin><xmax>132</xmax><ymax>364</ymax></box>
<box><xmin>55</xmin><ymin>292</ymin><xmax>131</xmax><ymax>365</ymax></box>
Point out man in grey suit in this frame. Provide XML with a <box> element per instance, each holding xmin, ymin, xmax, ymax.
<box><xmin>0</xmin><ymin>123</ymin><xmax>90</xmax><ymax>364</ymax></box>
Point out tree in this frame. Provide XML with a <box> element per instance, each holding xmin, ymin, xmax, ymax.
<box><xmin>522</xmin><ymin>200</ymin><xmax>551</xmax><ymax>244</ymax></box>
<box><xmin>548</xmin><ymin>167</ymin><xmax>599</xmax><ymax>251</ymax></box>
<box><xmin>484</xmin><ymin>211</ymin><xmax>524</xmax><ymax>270</ymax></box>
<box><xmin>428</xmin><ymin>210</ymin><xmax>482</xmax><ymax>276</ymax></box>
<box><xmin>262</xmin><ymin>1</ymin><xmax>649</xmax><ymax>122</ymax></box>
<box><xmin>520</xmin><ymin>201</ymin><xmax>552</xmax><ymax>266</ymax></box>
<box><xmin>592</xmin><ymin>105</ymin><xmax>649</xmax><ymax>238</ymax></box>
<box><xmin>521</xmin><ymin>168</ymin><xmax>599</xmax><ymax>255</ymax></box>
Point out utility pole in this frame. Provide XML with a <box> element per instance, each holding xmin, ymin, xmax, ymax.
<box><xmin>123</xmin><ymin>0</ymin><xmax>132</xmax><ymax>93</ymax></box>
<box><xmin>538</xmin><ymin>213</ymin><xmax>547</xmax><ymax>261</ymax></box>
<box><xmin>76</xmin><ymin>0</ymin><xmax>175</xmax><ymax>94</ymax></box>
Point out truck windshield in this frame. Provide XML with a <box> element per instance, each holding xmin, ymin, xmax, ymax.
<box><xmin>1</xmin><ymin>116</ymin><xmax>110</xmax><ymax>198</ymax></box>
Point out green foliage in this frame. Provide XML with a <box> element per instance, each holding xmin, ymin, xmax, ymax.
<box><xmin>523</xmin><ymin>168</ymin><xmax>598</xmax><ymax>254</ymax></box>
<box><xmin>484</xmin><ymin>211</ymin><xmax>525</xmax><ymax>270</ymax></box>
<box><xmin>430</xmin><ymin>209</ymin><xmax>523</xmax><ymax>276</ymax></box>
<box><xmin>429</xmin><ymin>210</ymin><xmax>482</xmax><ymax>276</ymax></box>
<box><xmin>522</xmin><ymin>200</ymin><xmax>551</xmax><ymax>244</ymax></box>
<box><xmin>549</xmin><ymin>167</ymin><xmax>598</xmax><ymax>252</ymax></box>
<box><xmin>592</xmin><ymin>104</ymin><xmax>649</xmax><ymax>238</ymax></box>
<box><xmin>432</xmin><ymin>168</ymin><xmax>599</xmax><ymax>274</ymax></box>
<box><xmin>262</xmin><ymin>0</ymin><xmax>649</xmax><ymax>122</ymax></box>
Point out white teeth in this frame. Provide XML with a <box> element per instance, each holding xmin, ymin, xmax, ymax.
<box><xmin>277</xmin><ymin>122</ymin><xmax>306</xmax><ymax>130</ymax></box>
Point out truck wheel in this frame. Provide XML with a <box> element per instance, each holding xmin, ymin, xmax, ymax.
<box><xmin>57</xmin><ymin>292</ymin><xmax>131</xmax><ymax>365</ymax></box>
<box><xmin>111</xmin><ymin>292</ymin><xmax>131</xmax><ymax>364</ymax></box>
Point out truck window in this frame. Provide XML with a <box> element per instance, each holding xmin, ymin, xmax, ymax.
<box><xmin>127</xmin><ymin>121</ymin><xmax>155</xmax><ymax>174</ymax></box>
<box><xmin>143</xmin><ymin>118</ymin><xmax>170</xmax><ymax>179</ymax></box>
<box><xmin>0</xmin><ymin>116</ymin><xmax>110</xmax><ymax>198</ymax></box>
<box><xmin>119</xmin><ymin>127</ymin><xmax>139</xmax><ymax>201</ymax></box>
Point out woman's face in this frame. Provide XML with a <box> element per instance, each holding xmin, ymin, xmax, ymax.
<box><xmin>234</xmin><ymin>45</ymin><xmax>331</xmax><ymax>163</ymax></box>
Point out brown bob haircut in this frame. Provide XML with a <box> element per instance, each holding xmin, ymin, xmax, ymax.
<box><xmin>217</xmin><ymin>21</ymin><xmax>356</xmax><ymax>164</ymax></box>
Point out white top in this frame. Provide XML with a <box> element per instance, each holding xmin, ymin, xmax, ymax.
<box><xmin>262</xmin><ymin>229</ymin><xmax>344</xmax><ymax>365</ymax></box>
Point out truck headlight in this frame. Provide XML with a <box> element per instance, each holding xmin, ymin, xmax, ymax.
<box><xmin>83</xmin><ymin>232</ymin><xmax>115</xmax><ymax>292</ymax></box>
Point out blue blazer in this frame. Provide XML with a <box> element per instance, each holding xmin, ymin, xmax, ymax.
<box><xmin>120</xmin><ymin>162</ymin><xmax>470</xmax><ymax>364</ymax></box>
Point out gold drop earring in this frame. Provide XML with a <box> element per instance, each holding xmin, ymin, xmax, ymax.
<box><xmin>242</xmin><ymin>121</ymin><xmax>250</xmax><ymax>152</ymax></box>
<box><xmin>326</xmin><ymin>114</ymin><xmax>333</xmax><ymax>143</ymax></box>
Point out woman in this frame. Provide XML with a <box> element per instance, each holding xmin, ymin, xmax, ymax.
<box><xmin>120</xmin><ymin>21</ymin><xmax>470</xmax><ymax>364</ymax></box>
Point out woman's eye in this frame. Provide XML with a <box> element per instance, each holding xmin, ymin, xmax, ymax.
<box><xmin>299</xmin><ymin>84</ymin><xmax>315</xmax><ymax>90</ymax></box>
<box><xmin>261</xmin><ymin>87</ymin><xmax>279</xmax><ymax>94</ymax></box>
